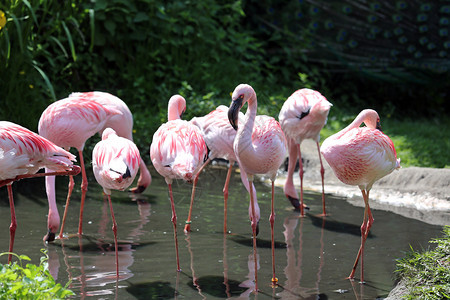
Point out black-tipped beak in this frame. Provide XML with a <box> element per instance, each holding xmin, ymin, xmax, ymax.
<box><xmin>123</xmin><ymin>167</ymin><xmax>131</xmax><ymax>179</ymax></box>
<box><xmin>44</xmin><ymin>229</ymin><xmax>55</xmax><ymax>242</ymax></box>
<box><xmin>228</xmin><ymin>97</ymin><xmax>243</xmax><ymax>130</ymax></box>
<box><xmin>376</xmin><ymin>120</ymin><xmax>382</xmax><ymax>131</ymax></box>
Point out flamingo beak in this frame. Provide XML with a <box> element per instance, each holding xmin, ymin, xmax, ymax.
<box><xmin>228</xmin><ymin>97</ymin><xmax>243</xmax><ymax>130</ymax></box>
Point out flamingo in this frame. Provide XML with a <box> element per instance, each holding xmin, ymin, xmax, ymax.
<box><xmin>227</xmin><ymin>84</ymin><xmax>287</xmax><ymax>291</ymax></box>
<box><xmin>38</xmin><ymin>91</ymin><xmax>152</xmax><ymax>241</ymax></box>
<box><xmin>150</xmin><ymin>95</ymin><xmax>208</xmax><ymax>271</ymax></box>
<box><xmin>0</xmin><ymin>121</ymin><xmax>80</xmax><ymax>262</ymax></box>
<box><xmin>320</xmin><ymin>109</ymin><xmax>401</xmax><ymax>283</ymax></box>
<box><xmin>92</xmin><ymin>127</ymin><xmax>141</xmax><ymax>278</ymax></box>
<box><xmin>189</xmin><ymin>105</ymin><xmax>259</xmax><ymax>233</ymax></box>
<box><xmin>278</xmin><ymin>88</ymin><xmax>332</xmax><ymax>216</ymax></box>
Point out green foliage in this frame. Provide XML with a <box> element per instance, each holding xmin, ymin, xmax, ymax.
<box><xmin>0</xmin><ymin>1</ymin><xmax>87</xmax><ymax>131</ymax></box>
<box><xmin>394</xmin><ymin>226</ymin><xmax>450</xmax><ymax>300</ymax></box>
<box><xmin>0</xmin><ymin>250</ymin><xmax>74</xmax><ymax>299</ymax></box>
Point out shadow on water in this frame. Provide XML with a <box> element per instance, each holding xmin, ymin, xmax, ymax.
<box><xmin>306</xmin><ymin>213</ymin><xmax>375</xmax><ymax>238</ymax></box>
<box><xmin>0</xmin><ymin>165</ymin><xmax>444</xmax><ymax>299</ymax></box>
<box><xmin>126</xmin><ymin>281</ymin><xmax>176</xmax><ymax>300</ymax></box>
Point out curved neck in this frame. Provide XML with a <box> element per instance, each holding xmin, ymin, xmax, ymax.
<box><xmin>341</xmin><ymin>109</ymin><xmax>377</xmax><ymax>135</ymax></box>
<box><xmin>237</xmin><ymin>92</ymin><xmax>258</xmax><ymax>154</ymax></box>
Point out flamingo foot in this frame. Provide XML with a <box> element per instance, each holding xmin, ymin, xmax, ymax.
<box><xmin>184</xmin><ymin>221</ymin><xmax>191</xmax><ymax>233</ymax></box>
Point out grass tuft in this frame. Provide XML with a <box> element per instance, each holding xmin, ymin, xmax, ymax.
<box><xmin>394</xmin><ymin>226</ymin><xmax>450</xmax><ymax>299</ymax></box>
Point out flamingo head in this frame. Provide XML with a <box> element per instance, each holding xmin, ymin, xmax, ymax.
<box><xmin>168</xmin><ymin>95</ymin><xmax>187</xmax><ymax>121</ymax></box>
<box><xmin>43</xmin><ymin>210</ymin><xmax>60</xmax><ymax>243</ymax></box>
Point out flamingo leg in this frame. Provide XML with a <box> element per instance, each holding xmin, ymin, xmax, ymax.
<box><xmin>316</xmin><ymin>141</ymin><xmax>327</xmax><ymax>216</ymax></box>
<box><xmin>248</xmin><ymin>176</ymin><xmax>258</xmax><ymax>292</ymax></box>
<box><xmin>284</xmin><ymin>139</ymin><xmax>301</xmax><ymax>211</ymax></box>
<box><xmin>223</xmin><ymin>162</ymin><xmax>233</xmax><ymax>233</ymax></box>
<box><xmin>106</xmin><ymin>194</ymin><xmax>119</xmax><ymax>278</ymax></box>
<box><xmin>168</xmin><ymin>183</ymin><xmax>181</xmax><ymax>272</ymax></box>
<box><xmin>78</xmin><ymin>150</ymin><xmax>88</xmax><ymax>235</ymax></box>
<box><xmin>7</xmin><ymin>185</ymin><xmax>16</xmax><ymax>263</ymax></box>
<box><xmin>297</xmin><ymin>144</ymin><xmax>305</xmax><ymax>217</ymax></box>
<box><xmin>269</xmin><ymin>180</ymin><xmax>278</xmax><ymax>286</ymax></box>
<box><xmin>348</xmin><ymin>189</ymin><xmax>374</xmax><ymax>283</ymax></box>
<box><xmin>58</xmin><ymin>175</ymin><xmax>75</xmax><ymax>239</ymax></box>
<box><xmin>185</xmin><ymin>158</ymin><xmax>210</xmax><ymax>233</ymax></box>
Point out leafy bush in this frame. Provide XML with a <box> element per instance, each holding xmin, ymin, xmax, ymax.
<box><xmin>0</xmin><ymin>250</ymin><xmax>74</xmax><ymax>299</ymax></box>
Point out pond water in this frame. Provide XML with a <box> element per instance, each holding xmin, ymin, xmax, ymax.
<box><xmin>0</xmin><ymin>163</ymin><xmax>444</xmax><ymax>299</ymax></box>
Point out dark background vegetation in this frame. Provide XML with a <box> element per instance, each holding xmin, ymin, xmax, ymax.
<box><xmin>1</xmin><ymin>0</ymin><xmax>449</xmax><ymax>167</ymax></box>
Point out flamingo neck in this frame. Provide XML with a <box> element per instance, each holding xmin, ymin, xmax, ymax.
<box><xmin>237</xmin><ymin>93</ymin><xmax>258</xmax><ymax>155</ymax></box>
<box><xmin>340</xmin><ymin>110</ymin><xmax>376</xmax><ymax>136</ymax></box>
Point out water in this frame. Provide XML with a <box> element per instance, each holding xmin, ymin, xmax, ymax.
<box><xmin>0</xmin><ymin>164</ymin><xmax>444</xmax><ymax>299</ymax></box>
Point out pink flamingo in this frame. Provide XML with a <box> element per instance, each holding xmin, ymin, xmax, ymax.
<box><xmin>320</xmin><ymin>109</ymin><xmax>401</xmax><ymax>283</ymax></box>
<box><xmin>0</xmin><ymin>121</ymin><xmax>80</xmax><ymax>262</ymax></box>
<box><xmin>279</xmin><ymin>88</ymin><xmax>332</xmax><ymax>216</ymax></box>
<box><xmin>38</xmin><ymin>91</ymin><xmax>152</xmax><ymax>241</ymax></box>
<box><xmin>228</xmin><ymin>84</ymin><xmax>287</xmax><ymax>291</ymax></box>
<box><xmin>92</xmin><ymin>127</ymin><xmax>141</xmax><ymax>278</ymax></box>
<box><xmin>150</xmin><ymin>95</ymin><xmax>208</xmax><ymax>271</ymax></box>
<box><xmin>189</xmin><ymin>105</ymin><xmax>259</xmax><ymax>233</ymax></box>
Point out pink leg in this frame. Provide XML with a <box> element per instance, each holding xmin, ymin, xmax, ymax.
<box><xmin>348</xmin><ymin>189</ymin><xmax>374</xmax><ymax>283</ymax></box>
<box><xmin>223</xmin><ymin>163</ymin><xmax>233</xmax><ymax>233</ymax></box>
<box><xmin>7</xmin><ymin>185</ymin><xmax>16</xmax><ymax>263</ymax></box>
<box><xmin>58</xmin><ymin>175</ymin><xmax>75</xmax><ymax>239</ymax></box>
<box><xmin>269</xmin><ymin>180</ymin><xmax>278</xmax><ymax>286</ymax></box>
<box><xmin>316</xmin><ymin>141</ymin><xmax>327</xmax><ymax>216</ymax></box>
<box><xmin>248</xmin><ymin>177</ymin><xmax>258</xmax><ymax>292</ymax></box>
<box><xmin>168</xmin><ymin>183</ymin><xmax>181</xmax><ymax>272</ymax></box>
<box><xmin>106</xmin><ymin>194</ymin><xmax>119</xmax><ymax>278</ymax></box>
<box><xmin>185</xmin><ymin>158</ymin><xmax>210</xmax><ymax>233</ymax></box>
<box><xmin>297</xmin><ymin>145</ymin><xmax>305</xmax><ymax>217</ymax></box>
<box><xmin>78</xmin><ymin>150</ymin><xmax>88</xmax><ymax>235</ymax></box>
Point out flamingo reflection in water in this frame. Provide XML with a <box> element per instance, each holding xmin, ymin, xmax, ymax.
<box><xmin>46</xmin><ymin>195</ymin><xmax>151</xmax><ymax>298</ymax></box>
<box><xmin>278</xmin><ymin>213</ymin><xmax>326</xmax><ymax>299</ymax></box>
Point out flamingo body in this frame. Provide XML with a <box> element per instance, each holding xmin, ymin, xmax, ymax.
<box><xmin>320</xmin><ymin>109</ymin><xmax>400</xmax><ymax>283</ymax></box>
<box><xmin>190</xmin><ymin>105</ymin><xmax>236</xmax><ymax>162</ymax></box>
<box><xmin>92</xmin><ymin>127</ymin><xmax>141</xmax><ymax>277</ymax></box>
<box><xmin>151</xmin><ymin>119</ymin><xmax>207</xmax><ymax>183</ymax></box>
<box><xmin>321</xmin><ymin>109</ymin><xmax>400</xmax><ymax>189</ymax></box>
<box><xmin>321</xmin><ymin>126</ymin><xmax>399</xmax><ymax>188</ymax></box>
<box><xmin>278</xmin><ymin>88</ymin><xmax>332</xmax><ymax>215</ymax></box>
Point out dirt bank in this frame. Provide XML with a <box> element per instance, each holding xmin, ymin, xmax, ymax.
<box><xmin>273</xmin><ymin>140</ymin><xmax>450</xmax><ymax>226</ymax></box>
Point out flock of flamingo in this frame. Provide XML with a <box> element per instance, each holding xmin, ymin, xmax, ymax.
<box><xmin>0</xmin><ymin>83</ymin><xmax>400</xmax><ymax>291</ymax></box>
